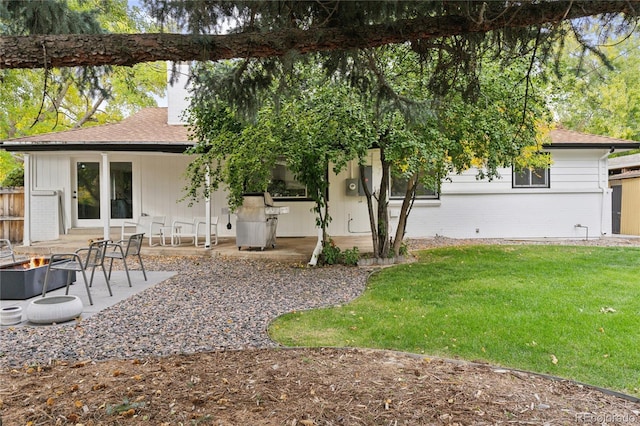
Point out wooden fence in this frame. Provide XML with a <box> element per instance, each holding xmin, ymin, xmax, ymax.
<box><xmin>0</xmin><ymin>187</ymin><xmax>24</xmax><ymax>243</ymax></box>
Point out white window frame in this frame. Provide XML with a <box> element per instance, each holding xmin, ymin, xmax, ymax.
<box><xmin>267</xmin><ymin>159</ymin><xmax>310</xmax><ymax>200</ymax></box>
<box><xmin>389</xmin><ymin>175</ymin><xmax>439</xmax><ymax>200</ymax></box>
<box><xmin>512</xmin><ymin>166</ymin><xmax>550</xmax><ymax>188</ymax></box>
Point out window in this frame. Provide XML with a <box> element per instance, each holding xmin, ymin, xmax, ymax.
<box><xmin>267</xmin><ymin>160</ymin><xmax>308</xmax><ymax>199</ymax></box>
<box><xmin>110</xmin><ymin>162</ymin><xmax>133</xmax><ymax>219</ymax></box>
<box><xmin>512</xmin><ymin>166</ymin><xmax>550</xmax><ymax>188</ymax></box>
<box><xmin>390</xmin><ymin>175</ymin><xmax>438</xmax><ymax>199</ymax></box>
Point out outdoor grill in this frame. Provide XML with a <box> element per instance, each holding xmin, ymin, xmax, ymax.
<box><xmin>235</xmin><ymin>193</ymin><xmax>288</xmax><ymax>250</ymax></box>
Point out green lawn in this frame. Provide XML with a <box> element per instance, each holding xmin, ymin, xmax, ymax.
<box><xmin>269</xmin><ymin>245</ymin><xmax>640</xmax><ymax>395</ymax></box>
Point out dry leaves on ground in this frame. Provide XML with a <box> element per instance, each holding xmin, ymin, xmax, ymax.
<box><xmin>2</xmin><ymin>347</ymin><xmax>639</xmax><ymax>425</ymax></box>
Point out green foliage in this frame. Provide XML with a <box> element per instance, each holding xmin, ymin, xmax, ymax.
<box><xmin>0</xmin><ymin>0</ymin><xmax>166</xmax><ymax>140</ymax></box>
<box><xmin>319</xmin><ymin>240</ymin><xmax>359</xmax><ymax>266</ymax></box>
<box><xmin>271</xmin><ymin>245</ymin><xmax>640</xmax><ymax>395</ymax></box>
<box><xmin>551</xmin><ymin>30</ymin><xmax>640</xmax><ymax>141</ymax></box>
<box><xmin>342</xmin><ymin>247</ymin><xmax>360</xmax><ymax>266</ymax></box>
<box><xmin>320</xmin><ymin>239</ymin><xmax>342</xmax><ymax>266</ymax></box>
<box><xmin>0</xmin><ymin>150</ymin><xmax>20</xmax><ymax>183</ymax></box>
<box><xmin>185</xmin><ymin>61</ymin><xmax>370</xmax><ymax>237</ymax></box>
<box><xmin>1</xmin><ymin>167</ymin><xmax>23</xmax><ymax>187</ymax></box>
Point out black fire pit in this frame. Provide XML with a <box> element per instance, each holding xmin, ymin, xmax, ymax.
<box><xmin>0</xmin><ymin>258</ymin><xmax>75</xmax><ymax>300</ymax></box>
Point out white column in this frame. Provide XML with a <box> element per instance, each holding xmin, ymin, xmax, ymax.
<box><xmin>23</xmin><ymin>153</ymin><xmax>31</xmax><ymax>246</ymax></box>
<box><xmin>101</xmin><ymin>153</ymin><xmax>111</xmax><ymax>241</ymax></box>
<box><xmin>204</xmin><ymin>165</ymin><xmax>211</xmax><ymax>249</ymax></box>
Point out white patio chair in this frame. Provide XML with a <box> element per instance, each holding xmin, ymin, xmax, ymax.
<box><xmin>121</xmin><ymin>215</ymin><xmax>165</xmax><ymax>246</ymax></box>
<box><xmin>171</xmin><ymin>216</ymin><xmax>218</xmax><ymax>247</ymax></box>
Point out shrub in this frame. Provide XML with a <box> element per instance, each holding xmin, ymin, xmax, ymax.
<box><xmin>321</xmin><ymin>239</ymin><xmax>342</xmax><ymax>265</ymax></box>
<box><xmin>342</xmin><ymin>247</ymin><xmax>360</xmax><ymax>266</ymax></box>
<box><xmin>1</xmin><ymin>167</ymin><xmax>24</xmax><ymax>187</ymax></box>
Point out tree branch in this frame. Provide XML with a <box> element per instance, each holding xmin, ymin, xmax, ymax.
<box><xmin>1</xmin><ymin>1</ymin><xmax>637</xmax><ymax>69</ymax></box>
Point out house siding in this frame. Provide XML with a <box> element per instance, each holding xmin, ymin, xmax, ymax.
<box><xmin>620</xmin><ymin>178</ymin><xmax>640</xmax><ymax>235</ymax></box>
<box><xmin>24</xmin><ymin>146</ymin><xmax>611</xmax><ymax>243</ymax></box>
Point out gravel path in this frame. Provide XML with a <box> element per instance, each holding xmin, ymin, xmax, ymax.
<box><xmin>0</xmin><ymin>257</ymin><xmax>371</xmax><ymax>368</ymax></box>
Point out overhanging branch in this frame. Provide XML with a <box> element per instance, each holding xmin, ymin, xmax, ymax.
<box><xmin>0</xmin><ymin>1</ymin><xmax>637</xmax><ymax>69</ymax></box>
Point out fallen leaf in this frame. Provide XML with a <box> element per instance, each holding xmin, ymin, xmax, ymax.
<box><xmin>74</xmin><ymin>400</ymin><xmax>84</xmax><ymax>408</ymax></box>
<box><xmin>550</xmin><ymin>354</ymin><xmax>558</xmax><ymax>365</ymax></box>
<box><xmin>120</xmin><ymin>408</ymin><xmax>136</xmax><ymax>417</ymax></box>
<box><xmin>46</xmin><ymin>397</ymin><xmax>55</xmax><ymax>407</ymax></box>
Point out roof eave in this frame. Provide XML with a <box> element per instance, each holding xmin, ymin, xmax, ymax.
<box><xmin>1</xmin><ymin>142</ymin><xmax>193</xmax><ymax>154</ymax></box>
<box><xmin>543</xmin><ymin>143</ymin><xmax>640</xmax><ymax>150</ymax></box>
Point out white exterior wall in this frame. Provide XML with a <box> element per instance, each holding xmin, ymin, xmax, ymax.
<box><xmin>388</xmin><ymin>149</ymin><xmax>611</xmax><ymax>239</ymax></box>
<box><xmin>25</xmin><ymin>141</ymin><xmax>611</xmax><ymax>242</ymax></box>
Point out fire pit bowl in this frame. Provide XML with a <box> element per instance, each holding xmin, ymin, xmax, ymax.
<box><xmin>0</xmin><ymin>258</ymin><xmax>75</xmax><ymax>300</ymax></box>
<box><xmin>26</xmin><ymin>295</ymin><xmax>83</xmax><ymax>324</ymax></box>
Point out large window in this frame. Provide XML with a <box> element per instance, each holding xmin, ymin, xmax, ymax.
<box><xmin>390</xmin><ymin>175</ymin><xmax>438</xmax><ymax>199</ymax></box>
<box><xmin>267</xmin><ymin>160</ymin><xmax>308</xmax><ymax>199</ymax></box>
<box><xmin>512</xmin><ymin>166</ymin><xmax>550</xmax><ymax>188</ymax></box>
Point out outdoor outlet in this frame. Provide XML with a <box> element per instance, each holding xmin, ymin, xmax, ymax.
<box><xmin>475</xmin><ymin>228</ymin><xmax>480</xmax><ymax>233</ymax></box>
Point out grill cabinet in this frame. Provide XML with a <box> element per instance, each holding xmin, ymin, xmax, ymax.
<box><xmin>236</xmin><ymin>193</ymin><xmax>287</xmax><ymax>250</ymax></box>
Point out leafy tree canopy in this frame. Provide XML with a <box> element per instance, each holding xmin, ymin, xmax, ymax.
<box><xmin>551</xmin><ymin>29</ymin><xmax>640</xmax><ymax>141</ymax></box>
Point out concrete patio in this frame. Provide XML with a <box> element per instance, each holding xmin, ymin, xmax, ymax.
<box><xmin>0</xmin><ymin>270</ymin><xmax>176</xmax><ymax>327</ymax></box>
<box><xmin>11</xmin><ymin>228</ymin><xmax>374</xmax><ymax>262</ymax></box>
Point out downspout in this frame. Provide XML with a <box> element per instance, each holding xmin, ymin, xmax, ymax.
<box><xmin>308</xmin><ymin>227</ymin><xmax>323</xmax><ymax>266</ymax></box>
<box><xmin>598</xmin><ymin>148</ymin><xmax>614</xmax><ymax>236</ymax></box>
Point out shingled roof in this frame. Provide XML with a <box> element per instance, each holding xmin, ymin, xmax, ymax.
<box><xmin>2</xmin><ymin>108</ymin><xmax>639</xmax><ymax>152</ymax></box>
<box><xmin>1</xmin><ymin>108</ymin><xmax>191</xmax><ymax>153</ymax></box>
<box><xmin>546</xmin><ymin>128</ymin><xmax>640</xmax><ymax>149</ymax></box>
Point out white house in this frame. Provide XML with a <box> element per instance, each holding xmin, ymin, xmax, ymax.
<box><xmin>3</xmin><ymin>69</ymin><xmax>639</xmax><ymax>245</ymax></box>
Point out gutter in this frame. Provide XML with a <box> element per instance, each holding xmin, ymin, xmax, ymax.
<box><xmin>598</xmin><ymin>149</ymin><xmax>614</xmax><ymax>236</ymax></box>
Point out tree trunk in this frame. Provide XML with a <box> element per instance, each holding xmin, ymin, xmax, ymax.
<box><xmin>377</xmin><ymin>150</ymin><xmax>391</xmax><ymax>258</ymax></box>
<box><xmin>392</xmin><ymin>173</ymin><xmax>417</xmax><ymax>256</ymax></box>
<box><xmin>359</xmin><ymin>163</ymin><xmax>379</xmax><ymax>257</ymax></box>
<box><xmin>1</xmin><ymin>1</ymin><xmax>635</xmax><ymax>69</ymax></box>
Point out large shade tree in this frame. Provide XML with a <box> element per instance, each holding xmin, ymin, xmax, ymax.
<box><xmin>185</xmin><ymin>43</ymin><xmax>550</xmax><ymax>258</ymax></box>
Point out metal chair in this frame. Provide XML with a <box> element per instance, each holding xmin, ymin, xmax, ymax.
<box><xmin>0</xmin><ymin>239</ymin><xmax>16</xmax><ymax>264</ymax></box>
<box><xmin>105</xmin><ymin>233</ymin><xmax>147</xmax><ymax>287</ymax></box>
<box><xmin>42</xmin><ymin>239</ymin><xmax>113</xmax><ymax>306</ymax></box>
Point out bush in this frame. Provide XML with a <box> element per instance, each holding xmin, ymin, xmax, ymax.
<box><xmin>320</xmin><ymin>239</ymin><xmax>360</xmax><ymax>266</ymax></box>
<box><xmin>342</xmin><ymin>247</ymin><xmax>360</xmax><ymax>266</ymax></box>
<box><xmin>1</xmin><ymin>167</ymin><xmax>24</xmax><ymax>187</ymax></box>
<box><xmin>321</xmin><ymin>239</ymin><xmax>342</xmax><ymax>265</ymax></box>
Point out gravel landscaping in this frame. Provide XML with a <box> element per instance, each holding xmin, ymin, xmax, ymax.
<box><xmin>2</xmin><ymin>236</ymin><xmax>639</xmax><ymax>369</ymax></box>
<box><xmin>0</xmin><ymin>256</ymin><xmax>370</xmax><ymax>368</ymax></box>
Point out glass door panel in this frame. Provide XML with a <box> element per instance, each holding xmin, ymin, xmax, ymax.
<box><xmin>76</xmin><ymin>161</ymin><xmax>101</xmax><ymax>220</ymax></box>
<box><xmin>110</xmin><ymin>162</ymin><xmax>133</xmax><ymax>219</ymax></box>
